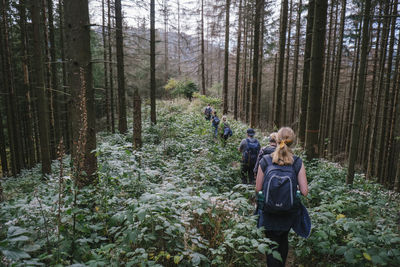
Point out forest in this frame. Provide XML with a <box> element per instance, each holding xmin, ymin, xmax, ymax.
<box><xmin>0</xmin><ymin>0</ymin><xmax>400</xmax><ymax>266</ymax></box>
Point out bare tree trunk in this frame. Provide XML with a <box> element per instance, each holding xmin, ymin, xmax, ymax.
<box><xmin>223</xmin><ymin>0</ymin><xmax>231</xmax><ymax>114</ymax></box>
<box><xmin>18</xmin><ymin>0</ymin><xmax>35</xmax><ymax>167</ymax></box>
<box><xmin>250</xmin><ymin>0</ymin><xmax>262</xmax><ymax>127</ymax></box>
<box><xmin>346</xmin><ymin>0</ymin><xmax>371</xmax><ymax>184</ymax></box>
<box><xmin>102</xmin><ymin>0</ymin><xmax>110</xmax><ymax>131</ymax></box>
<box><xmin>150</xmin><ymin>0</ymin><xmax>157</xmax><ymax>124</ymax></box>
<box><xmin>291</xmin><ymin>0</ymin><xmax>302</xmax><ymax>124</ymax></box>
<box><xmin>283</xmin><ymin>0</ymin><xmax>293</xmax><ymax>125</ymax></box>
<box><xmin>133</xmin><ymin>89</ymin><xmax>142</xmax><ymax>149</ymax></box>
<box><xmin>329</xmin><ymin>0</ymin><xmax>346</xmax><ymax>157</ymax></box>
<box><xmin>367</xmin><ymin>1</ymin><xmax>390</xmax><ymax>178</ymax></box>
<box><xmin>379</xmin><ymin>0</ymin><xmax>397</xmax><ymax>183</ymax></box>
<box><xmin>30</xmin><ymin>0</ymin><xmax>52</xmax><ymax>175</ymax></box>
<box><xmin>115</xmin><ymin>0</ymin><xmax>127</xmax><ymax>133</ymax></box>
<box><xmin>163</xmin><ymin>0</ymin><xmax>169</xmax><ymax>84</ymax></box>
<box><xmin>201</xmin><ymin>0</ymin><xmax>206</xmax><ymax>94</ymax></box>
<box><xmin>177</xmin><ymin>0</ymin><xmax>181</xmax><ymax>76</ymax></box>
<box><xmin>274</xmin><ymin>0</ymin><xmax>288</xmax><ymax>128</ymax></box>
<box><xmin>298</xmin><ymin>0</ymin><xmax>314</xmax><ymax>144</ymax></box>
<box><xmin>64</xmin><ymin>0</ymin><xmax>97</xmax><ymax>185</ymax></box>
<box><xmin>304</xmin><ymin>0</ymin><xmax>327</xmax><ymax>159</ymax></box>
<box><xmin>108</xmin><ymin>0</ymin><xmax>115</xmax><ymax>133</ymax></box>
<box><xmin>234</xmin><ymin>0</ymin><xmax>243</xmax><ymax>120</ymax></box>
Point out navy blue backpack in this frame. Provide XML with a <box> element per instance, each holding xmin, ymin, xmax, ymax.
<box><xmin>224</xmin><ymin>127</ymin><xmax>233</xmax><ymax>137</ymax></box>
<box><xmin>212</xmin><ymin>116</ymin><xmax>220</xmax><ymax>126</ymax></box>
<box><xmin>243</xmin><ymin>138</ymin><xmax>260</xmax><ymax>166</ymax></box>
<box><xmin>262</xmin><ymin>155</ymin><xmax>299</xmax><ymax>214</ymax></box>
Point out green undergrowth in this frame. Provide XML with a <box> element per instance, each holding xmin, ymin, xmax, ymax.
<box><xmin>292</xmin><ymin>160</ymin><xmax>400</xmax><ymax>266</ymax></box>
<box><xmin>1</xmin><ymin>98</ymin><xmax>399</xmax><ymax>267</ymax></box>
<box><xmin>0</xmin><ymin>99</ymin><xmax>273</xmax><ymax>266</ymax></box>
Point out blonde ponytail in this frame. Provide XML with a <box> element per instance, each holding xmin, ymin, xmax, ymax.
<box><xmin>272</xmin><ymin>127</ymin><xmax>296</xmax><ymax>166</ymax></box>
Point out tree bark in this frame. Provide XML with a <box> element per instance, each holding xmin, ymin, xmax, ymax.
<box><xmin>304</xmin><ymin>0</ymin><xmax>327</xmax><ymax>159</ymax></box>
<box><xmin>115</xmin><ymin>0</ymin><xmax>127</xmax><ymax>133</ymax></box>
<box><xmin>30</xmin><ymin>0</ymin><xmax>52</xmax><ymax>175</ymax></box>
<box><xmin>283</xmin><ymin>0</ymin><xmax>293</xmax><ymax>125</ymax></box>
<box><xmin>274</xmin><ymin>0</ymin><xmax>288</xmax><ymax>128</ymax></box>
<box><xmin>150</xmin><ymin>0</ymin><xmax>157</xmax><ymax>124</ymax></box>
<box><xmin>201</xmin><ymin>0</ymin><xmax>206</xmax><ymax>94</ymax></box>
<box><xmin>64</xmin><ymin>0</ymin><xmax>97</xmax><ymax>185</ymax></box>
<box><xmin>298</xmin><ymin>0</ymin><xmax>315</xmax><ymax>144</ymax></box>
<box><xmin>291</xmin><ymin>0</ymin><xmax>302</xmax><ymax>123</ymax></box>
<box><xmin>102</xmin><ymin>0</ymin><xmax>110</xmax><ymax>131</ymax></box>
<box><xmin>250</xmin><ymin>0</ymin><xmax>262</xmax><ymax>127</ymax></box>
<box><xmin>223</xmin><ymin>0</ymin><xmax>231</xmax><ymax>114</ymax></box>
<box><xmin>108</xmin><ymin>0</ymin><xmax>115</xmax><ymax>133</ymax></box>
<box><xmin>346</xmin><ymin>0</ymin><xmax>371</xmax><ymax>185</ymax></box>
<box><xmin>234</xmin><ymin>0</ymin><xmax>243</xmax><ymax>120</ymax></box>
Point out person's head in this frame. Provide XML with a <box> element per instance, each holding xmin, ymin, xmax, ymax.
<box><xmin>271</xmin><ymin>127</ymin><xmax>295</xmax><ymax>166</ymax></box>
<box><xmin>268</xmin><ymin>132</ymin><xmax>278</xmax><ymax>147</ymax></box>
<box><xmin>247</xmin><ymin>128</ymin><xmax>255</xmax><ymax>138</ymax></box>
<box><xmin>207</xmin><ymin>103</ymin><xmax>211</xmax><ymax>107</ymax></box>
<box><xmin>222</xmin><ymin>115</ymin><xmax>227</xmax><ymax>122</ymax></box>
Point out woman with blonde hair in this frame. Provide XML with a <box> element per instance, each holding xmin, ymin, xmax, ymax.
<box><xmin>255</xmin><ymin>127</ymin><xmax>308</xmax><ymax>267</ymax></box>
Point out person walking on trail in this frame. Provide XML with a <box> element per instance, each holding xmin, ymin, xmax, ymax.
<box><xmin>238</xmin><ymin>128</ymin><xmax>260</xmax><ymax>184</ymax></box>
<box><xmin>211</xmin><ymin>111</ymin><xmax>220</xmax><ymax>138</ymax></box>
<box><xmin>204</xmin><ymin>104</ymin><xmax>213</xmax><ymax>121</ymax></box>
<box><xmin>220</xmin><ymin>116</ymin><xmax>233</xmax><ymax>145</ymax></box>
<box><xmin>253</xmin><ymin>132</ymin><xmax>277</xmax><ymax>178</ymax></box>
<box><xmin>255</xmin><ymin>127</ymin><xmax>309</xmax><ymax>267</ymax></box>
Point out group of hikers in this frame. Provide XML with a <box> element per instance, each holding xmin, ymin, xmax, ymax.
<box><xmin>204</xmin><ymin>104</ymin><xmax>311</xmax><ymax>267</ymax></box>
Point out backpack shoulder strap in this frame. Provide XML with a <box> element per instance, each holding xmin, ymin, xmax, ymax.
<box><xmin>260</xmin><ymin>154</ymin><xmax>273</xmax><ymax>174</ymax></box>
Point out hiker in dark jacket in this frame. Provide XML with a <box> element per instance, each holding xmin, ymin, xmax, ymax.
<box><xmin>238</xmin><ymin>128</ymin><xmax>260</xmax><ymax>184</ymax></box>
<box><xmin>211</xmin><ymin>111</ymin><xmax>220</xmax><ymax>138</ymax></box>
<box><xmin>204</xmin><ymin>104</ymin><xmax>212</xmax><ymax>120</ymax></box>
<box><xmin>220</xmin><ymin>116</ymin><xmax>232</xmax><ymax>145</ymax></box>
<box><xmin>253</xmin><ymin>132</ymin><xmax>277</xmax><ymax>178</ymax></box>
<box><xmin>256</xmin><ymin>127</ymin><xmax>308</xmax><ymax>267</ymax></box>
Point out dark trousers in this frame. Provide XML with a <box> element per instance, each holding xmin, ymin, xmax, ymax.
<box><xmin>241</xmin><ymin>163</ymin><xmax>255</xmax><ymax>184</ymax></box>
<box><xmin>265</xmin><ymin>230</ymin><xmax>289</xmax><ymax>267</ymax></box>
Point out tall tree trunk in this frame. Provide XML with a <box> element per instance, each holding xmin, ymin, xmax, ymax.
<box><xmin>59</xmin><ymin>0</ymin><xmax>71</xmax><ymax>153</ymax></box>
<box><xmin>379</xmin><ymin>0</ymin><xmax>397</xmax><ymax>183</ymax></box>
<box><xmin>133</xmin><ymin>89</ymin><xmax>142</xmax><ymax>149</ymax></box>
<box><xmin>323</xmin><ymin>2</ymin><xmax>339</xmax><ymax>157</ymax></box>
<box><xmin>115</xmin><ymin>0</ymin><xmax>127</xmax><ymax>133</ymax></box>
<box><xmin>283</xmin><ymin>0</ymin><xmax>293</xmax><ymax>125</ymax></box>
<box><xmin>102</xmin><ymin>0</ymin><xmax>110</xmax><ymax>131</ymax></box>
<box><xmin>108</xmin><ymin>0</ymin><xmax>115</xmax><ymax>133</ymax></box>
<box><xmin>223</xmin><ymin>0</ymin><xmax>231</xmax><ymax>114</ymax></box>
<box><xmin>272</xmin><ymin>53</ymin><xmax>278</xmax><ymax>125</ymax></box>
<box><xmin>329</xmin><ymin>0</ymin><xmax>346</xmax><ymax>157</ymax></box>
<box><xmin>346</xmin><ymin>0</ymin><xmax>371</xmax><ymax>184</ymax></box>
<box><xmin>0</xmin><ymin>105</ymin><xmax>7</xmax><ymax>176</ymax></box>
<box><xmin>298</xmin><ymin>0</ymin><xmax>315</xmax><ymax>144</ymax></box>
<box><xmin>274</xmin><ymin>0</ymin><xmax>288</xmax><ymax>128</ymax></box>
<box><xmin>30</xmin><ymin>0</ymin><xmax>52</xmax><ymax>175</ymax></box>
<box><xmin>291</xmin><ymin>0</ymin><xmax>302</xmax><ymax>123</ymax></box>
<box><xmin>234</xmin><ymin>0</ymin><xmax>243</xmax><ymax>120</ymax></box>
<box><xmin>150</xmin><ymin>0</ymin><xmax>156</xmax><ymax>124</ymax></box>
<box><xmin>163</xmin><ymin>0</ymin><xmax>169</xmax><ymax>84</ymax></box>
<box><xmin>42</xmin><ymin>0</ymin><xmax>57</xmax><ymax>160</ymax></box>
<box><xmin>201</xmin><ymin>0</ymin><xmax>206</xmax><ymax>94</ymax></box>
<box><xmin>367</xmin><ymin>0</ymin><xmax>390</xmax><ymax>179</ymax></box>
<box><xmin>177</xmin><ymin>0</ymin><xmax>181</xmax><ymax>76</ymax></box>
<box><xmin>18</xmin><ymin>0</ymin><xmax>35</xmax><ymax>167</ymax></box>
<box><xmin>256</xmin><ymin>5</ymin><xmax>265</xmax><ymax>127</ymax></box>
<box><xmin>304</xmin><ymin>0</ymin><xmax>327</xmax><ymax>159</ymax></box>
<box><xmin>64</xmin><ymin>0</ymin><xmax>97</xmax><ymax>185</ymax></box>
<box><xmin>250</xmin><ymin>0</ymin><xmax>262</xmax><ymax>127</ymax></box>
<box><xmin>47</xmin><ymin>0</ymin><xmax>61</xmax><ymax>149</ymax></box>
<box><xmin>241</xmin><ymin>8</ymin><xmax>249</xmax><ymax>121</ymax></box>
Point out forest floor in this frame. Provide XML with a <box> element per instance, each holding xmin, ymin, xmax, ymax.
<box><xmin>1</xmin><ymin>97</ymin><xmax>400</xmax><ymax>267</ymax></box>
